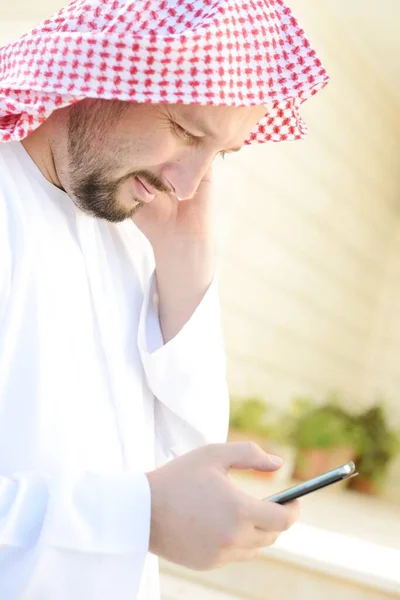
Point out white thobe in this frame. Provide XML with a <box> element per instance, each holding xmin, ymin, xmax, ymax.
<box><xmin>0</xmin><ymin>141</ymin><xmax>229</xmax><ymax>600</ymax></box>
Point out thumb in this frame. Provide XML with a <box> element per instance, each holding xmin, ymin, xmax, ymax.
<box><xmin>214</xmin><ymin>442</ymin><xmax>284</xmax><ymax>473</ymax></box>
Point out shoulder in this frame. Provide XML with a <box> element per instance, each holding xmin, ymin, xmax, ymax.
<box><xmin>0</xmin><ymin>146</ymin><xmax>11</xmax><ymax>238</ymax></box>
<box><xmin>0</xmin><ymin>143</ymin><xmax>17</xmax><ymax>299</ymax></box>
<box><xmin>0</xmin><ymin>162</ymin><xmax>11</xmax><ymax>317</ymax></box>
<box><xmin>0</xmin><ymin>144</ymin><xmax>14</xmax><ymax>239</ymax></box>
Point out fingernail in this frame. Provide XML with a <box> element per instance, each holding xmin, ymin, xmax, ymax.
<box><xmin>270</xmin><ymin>455</ymin><xmax>284</xmax><ymax>466</ymax></box>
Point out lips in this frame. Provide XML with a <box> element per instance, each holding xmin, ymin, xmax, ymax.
<box><xmin>131</xmin><ymin>176</ymin><xmax>156</xmax><ymax>202</ymax></box>
<box><xmin>137</xmin><ymin>176</ymin><xmax>158</xmax><ymax>196</ymax></box>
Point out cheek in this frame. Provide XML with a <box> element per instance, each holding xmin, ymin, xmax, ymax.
<box><xmin>103</xmin><ymin>125</ymin><xmax>180</xmax><ymax>178</ymax></box>
<box><xmin>124</xmin><ymin>122</ymin><xmax>179</xmax><ymax>168</ymax></box>
<box><xmin>140</xmin><ymin>135</ymin><xmax>178</xmax><ymax>167</ymax></box>
<box><xmin>117</xmin><ymin>177</ymin><xmax>135</xmax><ymax>203</ymax></box>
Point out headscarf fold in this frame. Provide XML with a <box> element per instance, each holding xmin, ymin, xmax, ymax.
<box><xmin>0</xmin><ymin>0</ymin><xmax>329</xmax><ymax>143</ymax></box>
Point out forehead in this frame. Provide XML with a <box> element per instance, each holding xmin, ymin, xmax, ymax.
<box><xmin>170</xmin><ymin>103</ymin><xmax>266</xmax><ymax>127</ymax></box>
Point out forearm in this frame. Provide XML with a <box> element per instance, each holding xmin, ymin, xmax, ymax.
<box><xmin>139</xmin><ymin>226</ymin><xmax>229</xmax><ymax>455</ymax></box>
<box><xmin>154</xmin><ymin>238</ymin><xmax>216</xmax><ymax>343</ymax></box>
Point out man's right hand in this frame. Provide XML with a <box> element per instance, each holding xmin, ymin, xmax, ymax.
<box><xmin>145</xmin><ymin>442</ymin><xmax>299</xmax><ymax>570</ymax></box>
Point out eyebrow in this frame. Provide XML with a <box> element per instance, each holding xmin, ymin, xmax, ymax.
<box><xmin>180</xmin><ymin>113</ymin><xmax>243</xmax><ymax>153</ymax></box>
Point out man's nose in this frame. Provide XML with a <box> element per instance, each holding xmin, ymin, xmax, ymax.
<box><xmin>164</xmin><ymin>151</ymin><xmax>214</xmax><ymax>200</ymax></box>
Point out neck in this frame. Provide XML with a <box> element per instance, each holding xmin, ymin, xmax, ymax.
<box><xmin>21</xmin><ymin>118</ymin><xmax>64</xmax><ymax>191</ymax></box>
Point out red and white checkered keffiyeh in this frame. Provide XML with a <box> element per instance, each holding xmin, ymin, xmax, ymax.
<box><xmin>0</xmin><ymin>0</ymin><xmax>329</xmax><ymax>144</ymax></box>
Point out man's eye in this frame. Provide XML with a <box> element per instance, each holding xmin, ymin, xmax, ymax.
<box><xmin>176</xmin><ymin>124</ymin><xmax>191</xmax><ymax>139</ymax></box>
<box><xmin>172</xmin><ymin>122</ymin><xmax>198</xmax><ymax>144</ymax></box>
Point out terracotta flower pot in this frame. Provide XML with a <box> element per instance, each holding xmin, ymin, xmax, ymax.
<box><xmin>293</xmin><ymin>446</ymin><xmax>355</xmax><ymax>481</ymax></box>
<box><xmin>251</xmin><ymin>469</ymin><xmax>275</xmax><ymax>480</ymax></box>
<box><xmin>347</xmin><ymin>475</ymin><xmax>378</xmax><ymax>495</ymax></box>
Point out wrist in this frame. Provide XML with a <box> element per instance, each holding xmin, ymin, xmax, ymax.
<box><xmin>152</xmin><ymin>234</ymin><xmax>215</xmax><ymax>263</ymax></box>
<box><xmin>154</xmin><ymin>238</ymin><xmax>216</xmax><ymax>298</ymax></box>
<box><xmin>145</xmin><ymin>469</ymin><xmax>165</xmax><ymax>558</ymax></box>
<box><xmin>153</xmin><ymin>238</ymin><xmax>216</xmax><ymax>341</ymax></box>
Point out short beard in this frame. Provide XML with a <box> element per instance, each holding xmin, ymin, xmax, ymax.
<box><xmin>72</xmin><ymin>169</ymin><xmax>144</xmax><ymax>222</ymax></box>
<box><xmin>65</xmin><ymin>99</ymin><xmax>168</xmax><ymax>223</ymax></box>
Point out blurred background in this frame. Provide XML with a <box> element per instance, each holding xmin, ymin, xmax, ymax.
<box><xmin>1</xmin><ymin>1</ymin><xmax>399</xmax><ymax>599</ymax></box>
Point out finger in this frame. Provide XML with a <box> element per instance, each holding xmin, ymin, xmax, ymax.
<box><xmin>241</xmin><ymin>527</ymin><xmax>280</xmax><ymax>549</ymax></box>
<box><xmin>247</xmin><ymin>497</ymin><xmax>300</xmax><ymax>532</ymax></box>
<box><xmin>284</xmin><ymin>500</ymin><xmax>300</xmax><ymax>527</ymax></box>
<box><xmin>232</xmin><ymin>548</ymin><xmax>263</xmax><ymax>563</ymax></box>
<box><xmin>210</xmin><ymin>442</ymin><xmax>284</xmax><ymax>474</ymax></box>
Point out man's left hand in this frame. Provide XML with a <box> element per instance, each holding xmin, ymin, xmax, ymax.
<box><xmin>132</xmin><ymin>169</ymin><xmax>216</xmax><ymax>342</ymax></box>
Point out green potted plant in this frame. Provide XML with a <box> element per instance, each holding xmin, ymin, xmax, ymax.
<box><xmin>229</xmin><ymin>396</ymin><xmax>271</xmax><ymax>446</ymax></box>
<box><xmin>229</xmin><ymin>397</ymin><xmax>283</xmax><ymax>479</ymax></box>
<box><xmin>286</xmin><ymin>395</ymin><xmax>359</xmax><ymax>481</ymax></box>
<box><xmin>348</xmin><ymin>403</ymin><xmax>400</xmax><ymax>495</ymax></box>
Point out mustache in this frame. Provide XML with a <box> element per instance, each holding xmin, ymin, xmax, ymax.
<box><xmin>119</xmin><ymin>169</ymin><xmax>172</xmax><ymax>194</ymax></box>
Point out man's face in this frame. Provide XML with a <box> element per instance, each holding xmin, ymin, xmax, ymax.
<box><xmin>60</xmin><ymin>99</ymin><xmax>266</xmax><ymax>222</ymax></box>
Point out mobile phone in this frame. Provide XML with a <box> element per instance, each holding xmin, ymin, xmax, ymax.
<box><xmin>265</xmin><ymin>461</ymin><xmax>358</xmax><ymax>504</ymax></box>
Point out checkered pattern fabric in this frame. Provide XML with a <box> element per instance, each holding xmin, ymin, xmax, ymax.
<box><xmin>0</xmin><ymin>0</ymin><xmax>329</xmax><ymax>143</ymax></box>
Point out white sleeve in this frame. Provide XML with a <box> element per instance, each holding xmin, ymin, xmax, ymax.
<box><xmin>138</xmin><ymin>273</ymin><xmax>230</xmax><ymax>462</ymax></box>
<box><xmin>0</xmin><ymin>471</ymin><xmax>150</xmax><ymax>600</ymax></box>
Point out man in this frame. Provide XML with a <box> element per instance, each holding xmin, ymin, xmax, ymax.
<box><xmin>0</xmin><ymin>0</ymin><xmax>328</xmax><ymax>598</ymax></box>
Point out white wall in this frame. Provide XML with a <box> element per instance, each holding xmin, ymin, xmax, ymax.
<box><xmin>361</xmin><ymin>229</ymin><xmax>400</xmax><ymax>499</ymax></box>
<box><xmin>213</xmin><ymin>1</ymin><xmax>400</xmax><ymax>419</ymax></box>
<box><xmin>362</xmin><ymin>226</ymin><xmax>400</xmax><ymax>419</ymax></box>
<box><xmin>213</xmin><ymin>0</ymin><xmax>400</xmax><ymax>496</ymax></box>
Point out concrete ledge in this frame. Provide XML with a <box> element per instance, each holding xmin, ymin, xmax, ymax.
<box><xmin>161</xmin><ymin>572</ymin><xmax>244</xmax><ymax>600</ymax></box>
